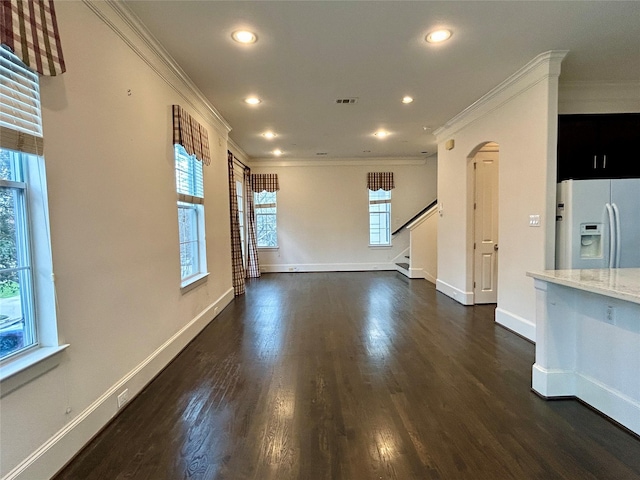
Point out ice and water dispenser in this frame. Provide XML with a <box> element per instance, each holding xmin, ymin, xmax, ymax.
<box><xmin>580</xmin><ymin>223</ymin><xmax>602</xmax><ymax>258</ymax></box>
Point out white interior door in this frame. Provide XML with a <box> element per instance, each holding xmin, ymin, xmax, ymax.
<box><xmin>473</xmin><ymin>148</ymin><xmax>499</xmax><ymax>304</ymax></box>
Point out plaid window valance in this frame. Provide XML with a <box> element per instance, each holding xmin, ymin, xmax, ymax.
<box><xmin>367</xmin><ymin>172</ymin><xmax>394</xmax><ymax>191</ymax></box>
<box><xmin>251</xmin><ymin>173</ymin><xmax>279</xmax><ymax>193</ymax></box>
<box><xmin>1</xmin><ymin>0</ymin><xmax>66</xmax><ymax>76</ymax></box>
<box><xmin>172</xmin><ymin>105</ymin><xmax>211</xmax><ymax>165</ymax></box>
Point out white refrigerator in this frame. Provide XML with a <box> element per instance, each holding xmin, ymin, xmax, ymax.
<box><xmin>556</xmin><ymin>178</ymin><xmax>640</xmax><ymax>269</ymax></box>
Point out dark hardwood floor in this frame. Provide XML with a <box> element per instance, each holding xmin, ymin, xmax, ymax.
<box><xmin>55</xmin><ymin>272</ymin><xmax>640</xmax><ymax>480</ymax></box>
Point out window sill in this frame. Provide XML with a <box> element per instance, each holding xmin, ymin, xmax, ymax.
<box><xmin>0</xmin><ymin>344</ymin><xmax>69</xmax><ymax>397</ymax></box>
<box><xmin>257</xmin><ymin>246</ymin><xmax>279</xmax><ymax>251</ymax></box>
<box><xmin>181</xmin><ymin>272</ymin><xmax>209</xmax><ymax>294</ymax></box>
<box><xmin>369</xmin><ymin>244</ymin><xmax>392</xmax><ymax>248</ymax></box>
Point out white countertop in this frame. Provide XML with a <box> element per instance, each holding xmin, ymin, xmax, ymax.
<box><xmin>527</xmin><ymin>268</ymin><xmax>640</xmax><ymax>305</ymax></box>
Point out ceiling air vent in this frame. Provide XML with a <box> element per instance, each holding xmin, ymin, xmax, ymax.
<box><xmin>335</xmin><ymin>97</ymin><xmax>358</xmax><ymax>104</ymax></box>
<box><xmin>316</xmin><ymin>152</ymin><xmax>328</xmax><ymax>156</ymax></box>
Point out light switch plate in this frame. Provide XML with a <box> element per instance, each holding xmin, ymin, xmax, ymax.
<box><xmin>529</xmin><ymin>214</ymin><xmax>541</xmax><ymax>227</ymax></box>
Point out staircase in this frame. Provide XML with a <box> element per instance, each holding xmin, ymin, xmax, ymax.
<box><xmin>391</xmin><ymin>201</ymin><xmax>438</xmax><ymax>282</ymax></box>
<box><xmin>396</xmin><ymin>255</ymin><xmax>410</xmax><ymax>274</ymax></box>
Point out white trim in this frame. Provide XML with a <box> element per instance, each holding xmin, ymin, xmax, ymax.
<box><xmin>1</xmin><ymin>288</ymin><xmax>234</xmax><ymax>480</ymax></box>
<box><xmin>406</xmin><ymin>204</ymin><xmax>438</xmax><ymax>231</ymax></box>
<box><xmin>532</xmin><ymin>366</ymin><xmax>640</xmax><ymax>436</ymax></box>
<box><xmin>575</xmin><ymin>373</ymin><xmax>640</xmax><ymax>436</ymax></box>
<box><xmin>259</xmin><ymin>263</ymin><xmax>396</xmax><ymax>273</ymax></box>
<box><xmin>435</xmin><ymin>279</ymin><xmax>474</xmax><ymax>305</ymax></box>
<box><xmin>408</xmin><ymin>267</ymin><xmax>424</xmax><ymax>279</ymax></box>
<box><xmin>423</xmin><ymin>270</ymin><xmax>437</xmax><ymax>285</ymax></box>
<box><xmin>249</xmin><ymin>157</ymin><xmax>427</xmax><ymax>167</ymax></box>
<box><xmin>390</xmin><ymin>247</ymin><xmax>410</xmax><ymax>265</ymax></box>
<box><xmin>227</xmin><ymin>138</ymin><xmax>250</xmax><ymax>164</ymax></box>
<box><xmin>559</xmin><ymin>81</ymin><xmax>640</xmax><ymax>114</ymax></box>
<box><xmin>434</xmin><ymin>50</ymin><xmax>568</xmax><ymax>141</ymax></box>
<box><xmin>531</xmin><ymin>364</ymin><xmax>575</xmax><ymax>398</ymax></box>
<box><xmin>0</xmin><ymin>345</ymin><xmax>69</xmax><ymax>395</ymax></box>
<box><xmin>180</xmin><ymin>272</ymin><xmax>209</xmax><ymax>293</ymax></box>
<box><xmin>495</xmin><ymin>307</ymin><xmax>536</xmax><ymax>342</ymax></box>
<box><xmin>81</xmin><ymin>0</ymin><xmax>232</xmax><ymax>137</ymax></box>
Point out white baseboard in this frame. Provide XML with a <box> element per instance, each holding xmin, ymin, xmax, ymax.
<box><xmin>423</xmin><ymin>270</ymin><xmax>437</xmax><ymax>285</ymax></box>
<box><xmin>576</xmin><ymin>373</ymin><xmax>640</xmax><ymax>436</ymax></box>
<box><xmin>532</xmin><ymin>366</ymin><xmax>640</xmax><ymax>436</ymax></box>
<box><xmin>435</xmin><ymin>279</ymin><xmax>473</xmax><ymax>305</ymax></box>
<box><xmin>495</xmin><ymin>307</ymin><xmax>535</xmax><ymax>341</ymax></box>
<box><xmin>531</xmin><ymin>363</ymin><xmax>575</xmax><ymax>397</ymax></box>
<box><xmin>2</xmin><ymin>288</ymin><xmax>235</xmax><ymax>480</ymax></box>
<box><xmin>260</xmin><ymin>263</ymin><xmax>396</xmax><ymax>273</ymax></box>
<box><xmin>408</xmin><ymin>267</ymin><xmax>423</xmax><ymax>279</ymax></box>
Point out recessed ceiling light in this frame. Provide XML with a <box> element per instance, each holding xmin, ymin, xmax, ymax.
<box><xmin>402</xmin><ymin>96</ymin><xmax>414</xmax><ymax>104</ymax></box>
<box><xmin>262</xmin><ymin>132</ymin><xmax>277</xmax><ymax>139</ymax></box>
<box><xmin>273</xmin><ymin>149</ymin><xmax>283</xmax><ymax>156</ymax></box>
<box><xmin>426</xmin><ymin>29</ymin><xmax>452</xmax><ymax>44</ymax></box>
<box><xmin>232</xmin><ymin>30</ymin><xmax>257</xmax><ymax>44</ymax></box>
<box><xmin>374</xmin><ymin>131</ymin><xmax>389</xmax><ymax>138</ymax></box>
<box><xmin>244</xmin><ymin>96</ymin><xmax>261</xmax><ymax>105</ymax></box>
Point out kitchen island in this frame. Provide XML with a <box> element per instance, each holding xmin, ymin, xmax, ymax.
<box><xmin>527</xmin><ymin>268</ymin><xmax>640</xmax><ymax>436</ymax></box>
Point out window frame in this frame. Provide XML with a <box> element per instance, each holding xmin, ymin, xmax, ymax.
<box><xmin>235</xmin><ymin>179</ymin><xmax>246</xmax><ymax>265</ymax></box>
<box><xmin>0</xmin><ymin>148</ymin><xmax>68</xmax><ymax>385</ymax></box>
<box><xmin>0</xmin><ymin>48</ymin><xmax>65</xmax><ymax>383</ymax></box>
<box><xmin>254</xmin><ymin>190</ymin><xmax>278</xmax><ymax>249</ymax></box>
<box><xmin>174</xmin><ymin>144</ymin><xmax>208</xmax><ymax>289</ymax></box>
<box><xmin>0</xmin><ymin>152</ymin><xmax>37</xmax><ymax>361</ymax></box>
<box><xmin>368</xmin><ymin>188</ymin><xmax>392</xmax><ymax>247</ymax></box>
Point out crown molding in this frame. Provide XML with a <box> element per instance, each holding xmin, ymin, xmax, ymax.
<box><xmin>227</xmin><ymin>137</ymin><xmax>250</xmax><ymax>163</ymax></box>
<box><xmin>558</xmin><ymin>81</ymin><xmax>640</xmax><ymax>114</ymax></box>
<box><xmin>434</xmin><ymin>50</ymin><xmax>568</xmax><ymax>141</ymax></box>
<box><xmin>82</xmin><ymin>0</ymin><xmax>232</xmax><ymax>136</ymax></box>
<box><xmin>248</xmin><ymin>157</ymin><xmax>428</xmax><ymax>168</ymax></box>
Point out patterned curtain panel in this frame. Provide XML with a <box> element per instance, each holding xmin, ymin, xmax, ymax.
<box><xmin>172</xmin><ymin>105</ymin><xmax>211</xmax><ymax>165</ymax></box>
<box><xmin>0</xmin><ymin>0</ymin><xmax>66</xmax><ymax>76</ymax></box>
<box><xmin>228</xmin><ymin>151</ymin><xmax>246</xmax><ymax>295</ymax></box>
<box><xmin>367</xmin><ymin>172</ymin><xmax>395</xmax><ymax>191</ymax></box>
<box><xmin>244</xmin><ymin>167</ymin><xmax>261</xmax><ymax>279</ymax></box>
<box><xmin>250</xmin><ymin>173</ymin><xmax>279</xmax><ymax>193</ymax></box>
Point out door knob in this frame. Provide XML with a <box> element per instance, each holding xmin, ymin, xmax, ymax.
<box><xmin>494</xmin><ymin>244</ymin><xmax>499</xmax><ymax>251</ymax></box>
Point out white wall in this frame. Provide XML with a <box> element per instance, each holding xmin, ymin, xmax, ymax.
<box><xmin>559</xmin><ymin>82</ymin><xmax>640</xmax><ymax>114</ymax></box>
<box><xmin>0</xmin><ymin>3</ymin><xmax>234</xmax><ymax>478</ymax></box>
<box><xmin>408</xmin><ymin>208</ymin><xmax>438</xmax><ymax>283</ymax></box>
<box><xmin>434</xmin><ymin>51</ymin><xmax>567</xmax><ymax>340</ymax></box>
<box><xmin>249</xmin><ymin>158</ymin><xmax>437</xmax><ymax>272</ymax></box>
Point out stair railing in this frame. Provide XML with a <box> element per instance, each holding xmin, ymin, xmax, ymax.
<box><xmin>392</xmin><ymin>199</ymin><xmax>437</xmax><ymax>236</ymax></box>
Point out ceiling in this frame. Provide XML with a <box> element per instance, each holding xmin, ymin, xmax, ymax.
<box><xmin>125</xmin><ymin>1</ymin><xmax>640</xmax><ymax>161</ymax></box>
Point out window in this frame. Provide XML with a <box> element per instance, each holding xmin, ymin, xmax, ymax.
<box><xmin>0</xmin><ymin>150</ymin><xmax>36</xmax><ymax>359</ymax></box>
<box><xmin>174</xmin><ymin>144</ymin><xmax>207</xmax><ymax>284</ymax></box>
<box><xmin>369</xmin><ymin>189</ymin><xmax>391</xmax><ymax>246</ymax></box>
<box><xmin>254</xmin><ymin>190</ymin><xmax>277</xmax><ymax>248</ymax></box>
<box><xmin>236</xmin><ymin>180</ymin><xmax>246</xmax><ymax>263</ymax></box>
<box><xmin>0</xmin><ymin>47</ymin><xmax>59</xmax><ymax>366</ymax></box>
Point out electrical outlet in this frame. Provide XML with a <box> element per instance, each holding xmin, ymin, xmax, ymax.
<box><xmin>605</xmin><ymin>306</ymin><xmax>616</xmax><ymax>325</ymax></box>
<box><xmin>117</xmin><ymin>388</ymin><xmax>129</xmax><ymax>409</ymax></box>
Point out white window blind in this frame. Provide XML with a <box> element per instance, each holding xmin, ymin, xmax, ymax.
<box><xmin>0</xmin><ymin>47</ymin><xmax>43</xmax><ymax>155</ymax></box>
<box><xmin>174</xmin><ymin>144</ymin><xmax>204</xmax><ymax>204</ymax></box>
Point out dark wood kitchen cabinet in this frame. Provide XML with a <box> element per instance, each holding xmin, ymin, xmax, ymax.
<box><xmin>557</xmin><ymin>113</ymin><xmax>640</xmax><ymax>181</ymax></box>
